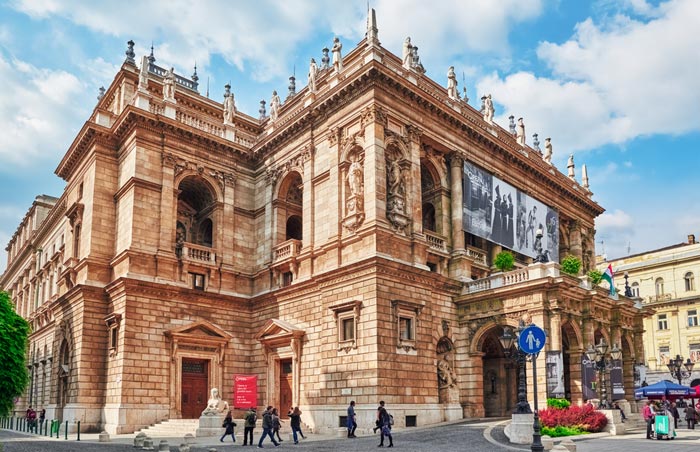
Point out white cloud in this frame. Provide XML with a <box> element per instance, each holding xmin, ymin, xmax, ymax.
<box><xmin>476</xmin><ymin>0</ymin><xmax>700</xmax><ymax>159</ymax></box>
<box><xmin>597</xmin><ymin>209</ymin><xmax>634</xmax><ymax>230</ymax></box>
<box><xmin>0</xmin><ymin>53</ymin><xmax>87</xmax><ymax>167</ymax></box>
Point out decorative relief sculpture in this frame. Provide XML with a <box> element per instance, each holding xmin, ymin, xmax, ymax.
<box><xmin>446</xmin><ymin>66</ymin><xmax>459</xmax><ymax>100</ymax></box>
<box><xmin>343</xmin><ymin>152</ymin><xmax>365</xmax><ymax>233</ymax></box>
<box><xmin>201</xmin><ymin>388</ymin><xmax>229</xmax><ymax>416</ymax></box>
<box><xmin>269</xmin><ymin>90</ymin><xmax>281</xmax><ymax>122</ymax></box>
<box><xmin>437</xmin><ymin>355</ymin><xmax>457</xmax><ymax>389</ymax></box>
<box><xmin>543</xmin><ymin>138</ymin><xmax>553</xmax><ymax>164</ymax></box>
<box><xmin>386</xmin><ymin>152</ymin><xmax>410</xmax><ymax>234</ymax></box>
<box><xmin>223</xmin><ymin>84</ymin><xmax>236</xmax><ymax>125</ymax></box>
<box><xmin>516</xmin><ymin>117</ymin><xmax>526</xmax><ymax>146</ymax></box>
<box><xmin>163</xmin><ymin>67</ymin><xmax>176</xmax><ymax>101</ymax></box>
<box><xmin>308</xmin><ymin>58</ymin><xmax>318</xmax><ymax>93</ymax></box>
<box><xmin>331</xmin><ymin>37</ymin><xmax>343</xmax><ymax>74</ymax></box>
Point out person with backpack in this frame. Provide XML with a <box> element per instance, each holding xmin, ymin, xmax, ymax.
<box><xmin>257</xmin><ymin>405</ymin><xmax>280</xmax><ymax>448</ymax></box>
<box><xmin>271</xmin><ymin>407</ymin><xmax>283</xmax><ymax>442</ymax></box>
<box><xmin>377</xmin><ymin>401</ymin><xmax>393</xmax><ymax>448</ymax></box>
<box><xmin>243</xmin><ymin>407</ymin><xmax>257</xmax><ymax>446</ymax></box>
<box><xmin>220</xmin><ymin>409</ymin><xmax>236</xmax><ymax>443</ymax></box>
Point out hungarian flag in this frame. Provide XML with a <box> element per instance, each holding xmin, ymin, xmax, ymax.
<box><xmin>602</xmin><ymin>264</ymin><xmax>616</xmax><ymax>296</ymax></box>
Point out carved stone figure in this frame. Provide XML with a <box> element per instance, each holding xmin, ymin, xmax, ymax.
<box><xmin>331</xmin><ymin>37</ymin><xmax>343</xmax><ymax>74</ymax></box>
<box><xmin>347</xmin><ymin>155</ymin><xmax>364</xmax><ymax>197</ymax></box>
<box><xmin>321</xmin><ymin>47</ymin><xmax>330</xmax><ymax>70</ymax></box>
<box><xmin>484</xmin><ymin>94</ymin><xmax>494</xmax><ymax>124</ymax></box>
<box><xmin>543</xmin><ymin>138</ymin><xmax>553</xmax><ymax>164</ymax></box>
<box><xmin>388</xmin><ymin>158</ymin><xmax>404</xmax><ymax>197</ymax></box>
<box><xmin>567</xmin><ymin>154</ymin><xmax>575</xmax><ymax>179</ymax></box>
<box><xmin>437</xmin><ymin>356</ymin><xmax>457</xmax><ymax>389</ymax></box>
<box><xmin>402</xmin><ymin>37</ymin><xmax>413</xmax><ymax>69</ymax></box>
<box><xmin>163</xmin><ymin>67</ymin><xmax>176</xmax><ymax>101</ymax></box>
<box><xmin>201</xmin><ymin>388</ymin><xmax>229</xmax><ymax>416</ymax></box>
<box><xmin>516</xmin><ymin>117</ymin><xmax>525</xmax><ymax>146</ymax></box>
<box><xmin>138</xmin><ymin>56</ymin><xmax>149</xmax><ymax>90</ymax></box>
<box><xmin>411</xmin><ymin>45</ymin><xmax>425</xmax><ymax>73</ymax></box>
<box><xmin>223</xmin><ymin>85</ymin><xmax>236</xmax><ymax>125</ymax></box>
<box><xmin>269</xmin><ymin>90</ymin><xmax>281</xmax><ymax>122</ymax></box>
<box><xmin>446</xmin><ymin>66</ymin><xmax>459</xmax><ymax>100</ymax></box>
<box><xmin>308</xmin><ymin>58</ymin><xmax>318</xmax><ymax>93</ymax></box>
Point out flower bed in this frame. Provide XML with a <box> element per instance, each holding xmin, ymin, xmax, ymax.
<box><xmin>538</xmin><ymin>400</ymin><xmax>608</xmax><ymax>437</ymax></box>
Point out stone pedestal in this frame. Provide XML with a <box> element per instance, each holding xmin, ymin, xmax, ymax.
<box><xmin>164</xmin><ymin>100</ymin><xmax>176</xmax><ymax>119</ymax></box>
<box><xmin>442</xmin><ymin>403</ymin><xmax>463</xmax><ymax>422</ymax></box>
<box><xmin>224</xmin><ymin>124</ymin><xmax>236</xmax><ymax>141</ymax></box>
<box><xmin>601</xmin><ymin>409</ymin><xmax>625</xmax><ymax>435</ymax></box>
<box><xmin>506</xmin><ymin>413</ymin><xmax>534</xmax><ymax>444</ymax></box>
<box><xmin>195</xmin><ymin>414</ymin><xmax>224</xmax><ymax>437</ymax></box>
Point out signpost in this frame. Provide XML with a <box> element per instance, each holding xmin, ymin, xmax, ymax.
<box><xmin>519</xmin><ymin>324</ymin><xmax>546</xmax><ymax>452</ymax></box>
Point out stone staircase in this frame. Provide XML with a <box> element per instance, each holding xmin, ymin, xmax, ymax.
<box><xmin>137</xmin><ymin>419</ymin><xmax>199</xmax><ymax>437</ymax></box>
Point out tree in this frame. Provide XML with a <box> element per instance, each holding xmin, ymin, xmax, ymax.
<box><xmin>494</xmin><ymin>250</ymin><xmax>515</xmax><ymax>272</ymax></box>
<box><xmin>0</xmin><ymin>291</ymin><xmax>30</xmax><ymax>417</ymax></box>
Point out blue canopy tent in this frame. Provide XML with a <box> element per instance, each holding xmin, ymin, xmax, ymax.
<box><xmin>635</xmin><ymin>380</ymin><xmax>692</xmax><ymax>399</ymax></box>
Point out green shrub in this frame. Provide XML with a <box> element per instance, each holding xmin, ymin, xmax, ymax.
<box><xmin>494</xmin><ymin>250</ymin><xmax>515</xmax><ymax>272</ymax></box>
<box><xmin>560</xmin><ymin>255</ymin><xmax>582</xmax><ymax>275</ymax></box>
<box><xmin>547</xmin><ymin>398</ymin><xmax>571</xmax><ymax>409</ymax></box>
<box><xmin>541</xmin><ymin>425</ymin><xmax>588</xmax><ymax>437</ymax></box>
<box><xmin>587</xmin><ymin>269</ymin><xmax>603</xmax><ymax>284</ymax></box>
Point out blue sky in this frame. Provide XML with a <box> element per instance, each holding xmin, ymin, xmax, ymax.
<box><xmin>0</xmin><ymin>0</ymin><xmax>699</xmax><ymax>274</ymax></box>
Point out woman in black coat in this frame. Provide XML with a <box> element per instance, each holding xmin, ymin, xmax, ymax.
<box><xmin>220</xmin><ymin>410</ymin><xmax>236</xmax><ymax>443</ymax></box>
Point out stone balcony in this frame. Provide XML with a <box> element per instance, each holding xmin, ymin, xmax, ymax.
<box><xmin>462</xmin><ymin>262</ymin><xmax>560</xmax><ymax>294</ymax></box>
<box><xmin>273</xmin><ymin>239</ymin><xmax>302</xmax><ymax>264</ymax></box>
<box><xmin>181</xmin><ymin>242</ymin><xmax>216</xmax><ymax>265</ymax></box>
<box><xmin>425</xmin><ymin>231</ymin><xmax>448</xmax><ymax>254</ymax></box>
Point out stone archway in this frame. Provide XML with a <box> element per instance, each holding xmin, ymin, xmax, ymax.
<box><xmin>477</xmin><ymin>325</ymin><xmax>517</xmax><ymax>417</ymax></box>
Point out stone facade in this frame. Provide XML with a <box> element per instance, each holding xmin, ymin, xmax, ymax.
<box><xmin>1</xmin><ymin>16</ymin><xmax>648</xmax><ymax>434</ymax></box>
<box><xmin>598</xmin><ymin>235</ymin><xmax>700</xmax><ymax>387</ymax></box>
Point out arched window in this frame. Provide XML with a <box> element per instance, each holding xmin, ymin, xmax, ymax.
<box><xmin>176</xmin><ymin>176</ymin><xmax>217</xmax><ymax>248</ymax></box>
<box><xmin>655</xmin><ymin>278</ymin><xmax>664</xmax><ymax>297</ymax></box>
<box><xmin>286</xmin><ymin>215</ymin><xmax>302</xmax><ymax>241</ymax></box>
<box><xmin>58</xmin><ymin>340</ymin><xmax>71</xmax><ymax>407</ymax></box>
<box><xmin>631</xmin><ymin>282</ymin><xmax>640</xmax><ymax>297</ymax></box>
<box><xmin>199</xmin><ymin>219</ymin><xmax>213</xmax><ymax>247</ymax></box>
<box><xmin>422</xmin><ymin>203</ymin><xmax>436</xmax><ymax>232</ymax></box>
<box><xmin>685</xmin><ymin>272</ymin><xmax>695</xmax><ymax>292</ymax></box>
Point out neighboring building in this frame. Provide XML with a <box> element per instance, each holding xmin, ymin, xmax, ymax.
<box><xmin>1</xmin><ymin>12</ymin><xmax>647</xmax><ymax>434</ymax></box>
<box><xmin>599</xmin><ymin>234</ymin><xmax>700</xmax><ymax>387</ymax></box>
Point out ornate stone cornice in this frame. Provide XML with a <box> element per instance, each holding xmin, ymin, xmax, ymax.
<box><xmin>360</xmin><ymin>104</ymin><xmax>387</xmax><ymax>130</ymax></box>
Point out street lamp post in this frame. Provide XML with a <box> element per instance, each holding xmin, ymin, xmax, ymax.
<box><xmin>667</xmin><ymin>354</ymin><xmax>695</xmax><ymax>385</ymax></box>
<box><xmin>499</xmin><ymin>322</ymin><xmax>532</xmax><ymax>414</ymax></box>
<box><xmin>585</xmin><ymin>339</ymin><xmax>622</xmax><ymax>408</ymax></box>
<box><xmin>624</xmin><ymin>272</ymin><xmax>633</xmax><ymax>297</ymax></box>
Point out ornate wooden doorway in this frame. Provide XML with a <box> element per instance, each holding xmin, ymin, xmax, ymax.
<box><xmin>181</xmin><ymin>358</ymin><xmax>208</xmax><ymax>419</ymax></box>
<box><xmin>280</xmin><ymin>359</ymin><xmax>293</xmax><ymax>419</ymax></box>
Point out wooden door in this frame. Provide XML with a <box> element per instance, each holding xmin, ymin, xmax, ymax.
<box><xmin>279</xmin><ymin>360</ymin><xmax>293</xmax><ymax>419</ymax></box>
<box><xmin>181</xmin><ymin>359</ymin><xmax>209</xmax><ymax>419</ymax></box>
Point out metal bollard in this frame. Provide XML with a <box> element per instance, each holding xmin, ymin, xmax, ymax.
<box><xmin>64</xmin><ymin>420</ymin><xmax>68</xmax><ymax>440</ymax></box>
<box><xmin>77</xmin><ymin>421</ymin><xmax>81</xmax><ymax>441</ymax></box>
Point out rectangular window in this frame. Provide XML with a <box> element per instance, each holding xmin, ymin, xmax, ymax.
<box><xmin>690</xmin><ymin>344</ymin><xmax>700</xmax><ymax>363</ymax></box>
<box><xmin>688</xmin><ymin>309</ymin><xmax>699</xmax><ymax>328</ymax></box>
<box><xmin>341</xmin><ymin>317</ymin><xmax>355</xmax><ymax>341</ymax></box>
<box><xmin>191</xmin><ymin>273</ymin><xmax>205</xmax><ymax>290</ymax></box>
<box><xmin>399</xmin><ymin>316</ymin><xmax>414</xmax><ymax>341</ymax></box>
<box><xmin>282</xmin><ymin>271</ymin><xmax>293</xmax><ymax>287</ymax></box>
<box><xmin>658</xmin><ymin>313</ymin><xmax>668</xmax><ymax>330</ymax></box>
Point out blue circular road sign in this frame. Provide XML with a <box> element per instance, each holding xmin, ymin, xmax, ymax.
<box><xmin>518</xmin><ymin>325</ymin><xmax>546</xmax><ymax>354</ymax></box>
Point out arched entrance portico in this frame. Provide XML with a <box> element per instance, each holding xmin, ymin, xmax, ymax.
<box><xmin>477</xmin><ymin>325</ymin><xmax>519</xmax><ymax>417</ymax></box>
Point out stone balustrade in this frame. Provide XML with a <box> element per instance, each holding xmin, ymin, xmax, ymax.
<box><xmin>182</xmin><ymin>243</ymin><xmax>216</xmax><ymax>264</ymax></box>
<box><xmin>273</xmin><ymin>239</ymin><xmax>302</xmax><ymax>263</ymax></box>
<box><xmin>463</xmin><ymin>262</ymin><xmax>560</xmax><ymax>294</ymax></box>
<box><xmin>425</xmin><ymin>231</ymin><xmax>447</xmax><ymax>253</ymax></box>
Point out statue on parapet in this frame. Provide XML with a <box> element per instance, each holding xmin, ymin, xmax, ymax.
<box><xmin>483</xmin><ymin>94</ymin><xmax>494</xmax><ymax>124</ymax></box>
<box><xmin>446</xmin><ymin>66</ymin><xmax>459</xmax><ymax>100</ymax></box>
<box><xmin>402</xmin><ymin>37</ymin><xmax>413</xmax><ymax>69</ymax></box>
<box><xmin>308</xmin><ymin>58</ymin><xmax>318</xmax><ymax>93</ymax></box>
<box><xmin>269</xmin><ymin>90</ymin><xmax>281</xmax><ymax>122</ymax></box>
<box><xmin>163</xmin><ymin>67</ymin><xmax>176</xmax><ymax>101</ymax></box>
<box><xmin>332</xmin><ymin>37</ymin><xmax>343</xmax><ymax>74</ymax></box>
<box><xmin>201</xmin><ymin>388</ymin><xmax>229</xmax><ymax>416</ymax></box>
<box><xmin>516</xmin><ymin>117</ymin><xmax>526</xmax><ymax>146</ymax></box>
<box><xmin>543</xmin><ymin>138</ymin><xmax>553</xmax><ymax>164</ymax></box>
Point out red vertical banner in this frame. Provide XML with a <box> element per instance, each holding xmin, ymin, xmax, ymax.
<box><xmin>234</xmin><ymin>375</ymin><xmax>257</xmax><ymax>409</ymax></box>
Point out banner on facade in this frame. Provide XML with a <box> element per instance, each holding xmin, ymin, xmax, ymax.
<box><xmin>234</xmin><ymin>375</ymin><xmax>257</xmax><ymax>408</ymax></box>
<box><xmin>581</xmin><ymin>354</ymin><xmax>598</xmax><ymax>401</ymax></box>
<box><xmin>462</xmin><ymin>160</ymin><xmax>559</xmax><ymax>261</ymax></box>
<box><xmin>546</xmin><ymin>351</ymin><xmax>565</xmax><ymax>398</ymax></box>
<box><xmin>610</xmin><ymin>359</ymin><xmax>625</xmax><ymax>397</ymax></box>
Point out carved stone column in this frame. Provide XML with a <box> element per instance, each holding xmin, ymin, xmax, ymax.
<box><xmin>568</xmin><ymin>349</ymin><xmax>584</xmax><ymax>405</ymax></box>
<box><xmin>218</xmin><ymin>172</ymin><xmax>236</xmax><ymax>267</ymax></box>
<box><xmin>569</xmin><ymin>220</ymin><xmax>583</xmax><ymax>261</ymax></box>
<box><xmin>449</xmin><ymin>153</ymin><xmax>465</xmax><ymax>253</ymax></box>
<box><xmin>362</xmin><ymin>106</ymin><xmax>386</xmax><ymax>227</ymax></box>
<box><xmin>301</xmin><ymin>145</ymin><xmax>315</xmax><ymax>254</ymax></box>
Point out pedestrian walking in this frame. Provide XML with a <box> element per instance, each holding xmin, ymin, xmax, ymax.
<box><xmin>257</xmin><ymin>406</ymin><xmax>280</xmax><ymax>448</ymax></box>
<box><xmin>373</xmin><ymin>401</ymin><xmax>385</xmax><ymax>434</ymax></box>
<box><xmin>347</xmin><ymin>400</ymin><xmax>357</xmax><ymax>438</ymax></box>
<box><xmin>377</xmin><ymin>401</ymin><xmax>393</xmax><ymax>448</ymax></box>
<box><xmin>272</xmin><ymin>407</ymin><xmax>284</xmax><ymax>442</ymax></box>
<box><xmin>244</xmin><ymin>407</ymin><xmax>257</xmax><ymax>445</ymax></box>
<box><xmin>643</xmin><ymin>400</ymin><xmax>655</xmax><ymax>439</ymax></box>
<box><xmin>220</xmin><ymin>410</ymin><xmax>236</xmax><ymax>443</ymax></box>
<box><xmin>687</xmin><ymin>403</ymin><xmax>697</xmax><ymax>429</ymax></box>
<box><xmin>288</xmin><ymin>406</ymin><xmax>305</xmax><ymax>444</ymax></box>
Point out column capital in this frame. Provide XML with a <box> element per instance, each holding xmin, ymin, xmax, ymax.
<box><xmin>448</xmin><ymin>152</ymin><xmax>464</xmax><ymax>168</ymax></box>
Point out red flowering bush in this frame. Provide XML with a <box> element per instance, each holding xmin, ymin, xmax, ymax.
<box><xmin>538</xmin><ymin>404</ymin><xmax>608</xmax><ymax>433</ymax></box>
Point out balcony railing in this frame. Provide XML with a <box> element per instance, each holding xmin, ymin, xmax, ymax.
<box><xmin>425</xmin><ymin>231</ymin><xmax>447</xmax><ymax>253</ymax></box>
<box><xmin>466</xmin><ymin>246</ymin><xmax>487</xmax><ymax>265</ymax></box>
<box><xmin>463</xmin><ymin>262</ymin><xmax>559</xmax><ymax>294</ymax></box>
<box><xmin>182</xmin><ymin>243</ymin><xmax>216</xmax><ymax>264</ymax></box>
<box><xmin>273</xmin><ymin>239</ymin><xmax>302</xmax><ymax>263</ymax></box>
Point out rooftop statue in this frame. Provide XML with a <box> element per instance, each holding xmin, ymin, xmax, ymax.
<box><xmin>308</xmin><ymin>58</ymin><xmax>318</xmax><ymax>93</ymax></box>
<box><xmin>446</xmin><ymin>66</ymin><xmax>459</xmax><ymax>100</ymax></box>
<box><xmin>223</xmin><ymin>84</ymin><xmax>236</xmax><ymax>125</ymax></box>
<box><xmin>483</xmin><ymin>94</ymin><xmax>494</xmax><ymax>124</ymax></box>
<box><xmin>332</xmin><ymin>37</ymin><xmax>343</xmax><ymax>74</ymax></box>
<box><xmin>516</xmin><ymin>117</ymin><xmax>526</xmax><ymax>146</ymax></box>
<box><xmin>163</xmin><ymin>67</ymin><xmax>176</xmax><ymax>101</ymax></box>
<box><xmin>269</xmin><ymin>90</ymin><xmax>281</xmax><ymax>122</ymax></box>
<box><xmin>544</xmin><ymin>138</ymin><xmax>553</xmax><ymax>164</ymax></box>
<box><xmin>402</xmin><ymin>37</ymin><xmax>413</xmax><ymax>69</ymax></box>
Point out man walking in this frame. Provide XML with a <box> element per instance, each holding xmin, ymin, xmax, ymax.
<box><xmin>347</xmin><ymin>401</ymin><xmax>357</xmax><ymax>438</ymax></box>
<box><xmin>377</xmin><ymin>401</ymin><xmax>393</xmax><ymax>447</ymax></box>
<box><xmin>257</xmin><ymin>406</ymin><xmax>279</xmax><ymax>448</ymax></box>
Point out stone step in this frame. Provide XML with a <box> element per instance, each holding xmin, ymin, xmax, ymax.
<box><xmin>137</xmin><ymin>419</ymin><xmax>199</xmax><ymax>437</ymax></box>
